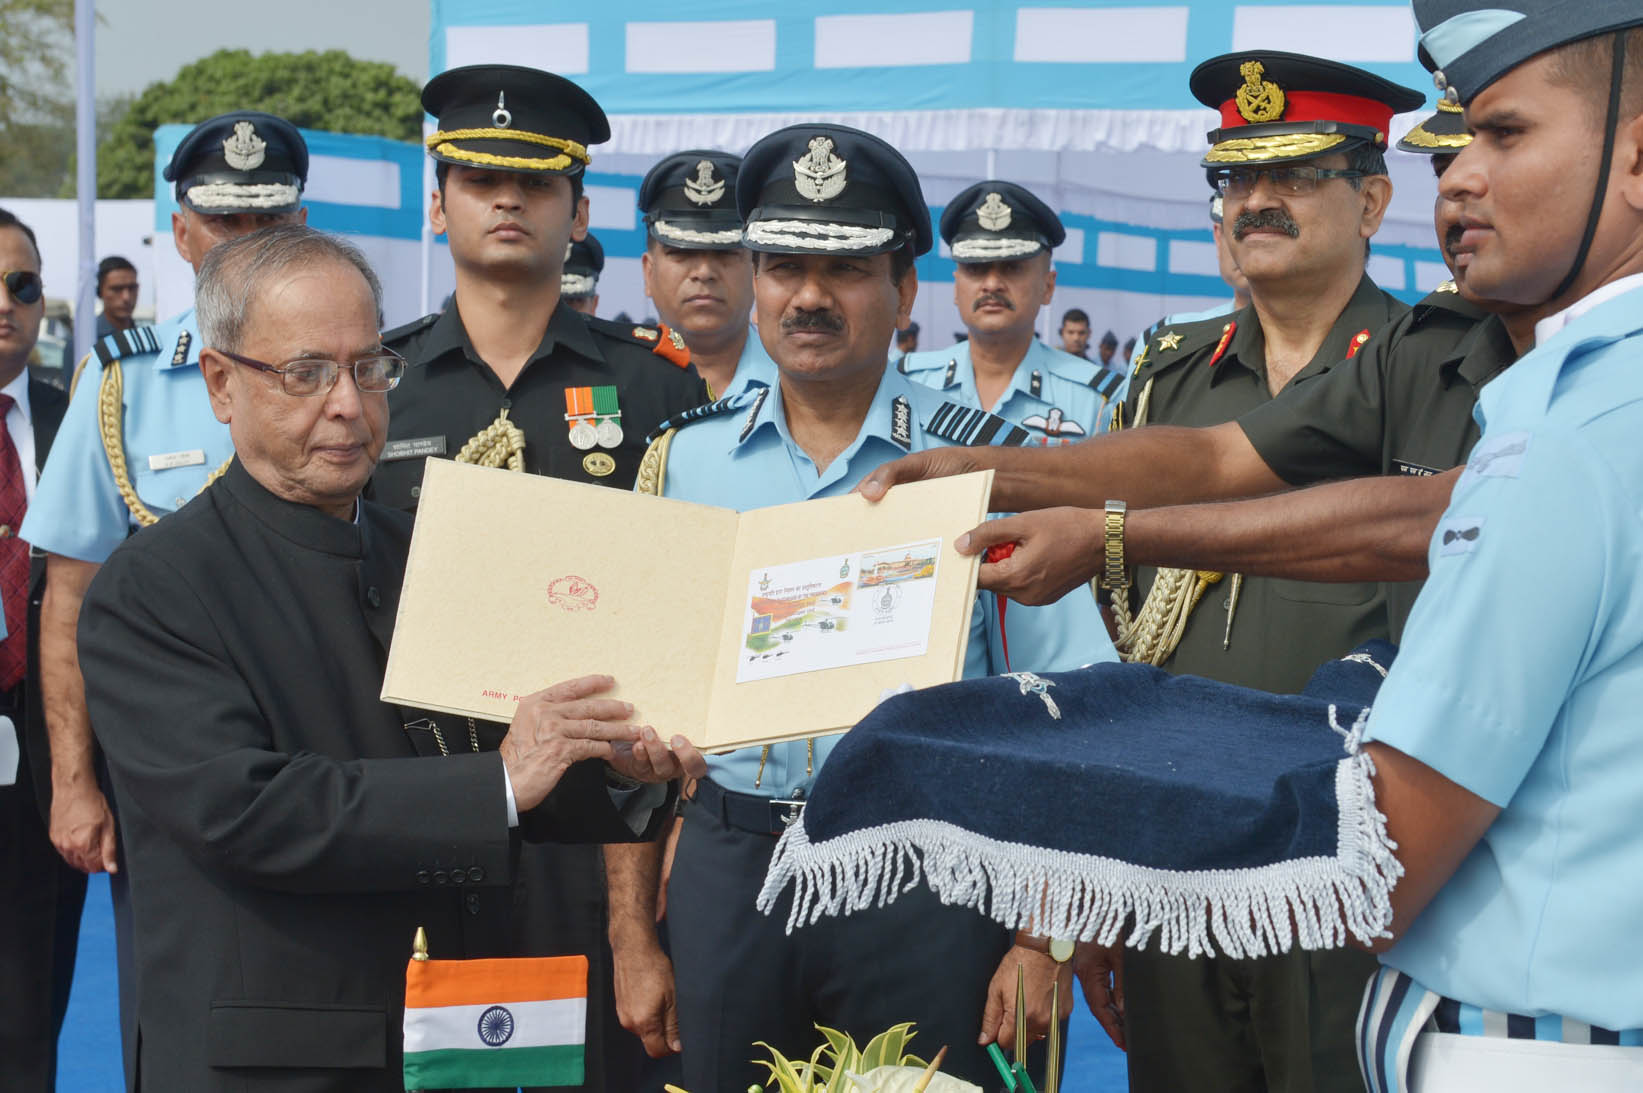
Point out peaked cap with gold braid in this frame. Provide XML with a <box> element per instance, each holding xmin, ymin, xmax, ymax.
<box><xmin>1396</xmin><ymin>99</ymin><xmax>1472</xmax><ymax>154</ymax></box>
<box><xmin>1191</xmin><ymin>51</ymin><xmax>1423</xmax><ymax>167</ymax></box>
<box><xmin>422</xmin><ymin>64</ymin><xmax>609</xmax><ymax>176</ymax></box>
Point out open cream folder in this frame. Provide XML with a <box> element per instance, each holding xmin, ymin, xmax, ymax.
<box><xmin>381</xmin><ymin>459</ymin><xmax>994</xmax><ymax>752</ymax></box>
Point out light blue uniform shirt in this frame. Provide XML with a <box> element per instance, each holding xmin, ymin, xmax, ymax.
<box><xmin>900</xmin><ymin>337</ymin><xmax>1125</xmax><ymax>440</ymax></box>
<box><xmin>1363</xmin><ymin>283</ymin><xmax>1643</xmax><ymax>1030</ymax></box>
<box><xmin>655</xmin><ymin>366</ymin><xmax>1112</xmax><ymax>799</ymax></box>
<box><xmin>715</xmin><ymin>325</ymin><xmax>778</xmax><ymax>399</ymax></box>
<box><xmin>900</xmin><ymin>337</ymin><xmax>1123</xmax><ymax>674</ymax></box>
<box><xmin>23</xmin><ymin>310</ymin><xmax>231</xmax><ymax>563</ymax></box>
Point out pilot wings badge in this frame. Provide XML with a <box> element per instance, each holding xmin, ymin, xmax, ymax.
<box><xmin>977</xmin><ymin>192</ymin><xmax>1012</xmax><ymax>231</ymax></box>
<box><xmin>684</xmin><ymin>159</ymin><xmax>725</xmax><ymax>206</ymax></box>
<box><xmin>222</xmin><ymin>121</ymin><xmax>267</xmax><ymax>171</ymax></box>
<box><xmin>793</xmin><ymin>137</ymin><xmax>846</xmax><ymax>203</ymax></box>
<box><xmin>1021</xmin><ymin>408</ymin><xmax>1087</xmax><ymax>438</ymax></box>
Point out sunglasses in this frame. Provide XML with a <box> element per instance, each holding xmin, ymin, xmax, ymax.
<box><xmin>1</xmin><ymin>270</ymin><xmax>43</xmax><ymax>305</ymax></box>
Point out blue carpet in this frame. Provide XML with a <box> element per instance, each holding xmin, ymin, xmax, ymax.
<box><xmin>57</xmin><ymin>878</ymin><xmax>1127</xmax><ymax>1090</ymax></box>
<box><xmin>57</xmin><ymin>873</ymin><xmax>122</xmax><ymax>1090</ymax></box>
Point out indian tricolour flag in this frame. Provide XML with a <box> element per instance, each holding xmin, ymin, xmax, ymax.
<box><xmin>402</xmin><ymin>953</ymin><xmax>587</xmax><ymax>1090</ymax></box>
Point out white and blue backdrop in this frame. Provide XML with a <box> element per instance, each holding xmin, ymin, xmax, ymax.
<box><xmin>426</xmin><ymin>0</ymin><xmax>1453</xmax><ymax>347</ymax></box>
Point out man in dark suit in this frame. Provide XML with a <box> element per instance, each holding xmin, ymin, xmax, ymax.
<box><xmin>76</xmin><ymin>224</ymin><xmax>707</xmax><ymax>1092</ymax></box>
<box><xmin>0</xmin><ymin>208</ymin><xmax>78</xmax><ymax>1090</ymax></box>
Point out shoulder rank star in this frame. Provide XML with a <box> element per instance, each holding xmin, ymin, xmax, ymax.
<box><xmin>1156</xmin><ymin>331</ymin><xmax>1183</xmax><ymax>352</ymax></box>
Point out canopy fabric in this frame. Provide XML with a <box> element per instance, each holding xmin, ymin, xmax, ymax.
<box><xmin>427</xmin><ymin>1</ymin><xmax>1452</xmax><ymax>346</ymax></box>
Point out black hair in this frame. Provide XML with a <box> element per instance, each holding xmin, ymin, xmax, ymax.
<box><xmin>1343</xmin><ymin>143</ymin><xmax>1389</xmax><ymax>190</ymax></box>
<box><xmin>96</xmin><ymin>255</ymin><xmax>137</xmax><ymax>291</ymax></box>
<box><xmin>0</xmin><ymin>207</ymin><xmax>40</xmax><ymax>262</ymax></box>
<box><xmin>1060</xmin><ymin>307</ymin><xmax>1089</xmax><ymax>327</ymax></box>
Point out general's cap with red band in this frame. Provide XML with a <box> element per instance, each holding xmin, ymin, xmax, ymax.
<box><xmin>1189</xmin><ymin>51</ymin><xmax>1423</xmax><ymax>168</ymax></box>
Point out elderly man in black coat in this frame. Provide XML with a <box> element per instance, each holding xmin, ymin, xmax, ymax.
<box><xmin>77</xmin><ymin>224</ymin><xmax>706</xmax><ymax>1092</ymax></box>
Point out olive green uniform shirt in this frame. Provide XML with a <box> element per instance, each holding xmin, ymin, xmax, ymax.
<box><xmin>1237</xmin><ymin>285</ymin><xmax>1516</xmax><ymax>639</ymax></box>
<box><xmin>1122</xmin><ymin>274</ymin><xmax>1406</xmax><ymax>694</ymax></box>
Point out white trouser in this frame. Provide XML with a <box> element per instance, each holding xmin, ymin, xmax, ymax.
<box><xmin>1408</xmin><ymin>1032</ymin><xmax>1643</xmax><ymax>1092</ymax></box>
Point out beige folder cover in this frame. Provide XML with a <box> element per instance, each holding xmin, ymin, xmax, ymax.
<box><xmin>381</xmin><ymin>459</ymin><xmax>993</xmax><ymax>751</ymax></box>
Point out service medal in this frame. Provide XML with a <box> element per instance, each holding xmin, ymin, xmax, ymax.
<box><xmin>568</xmin><ymin>421</ymin><xmax>598</xmax><ymax>450</ymax></box>
<box><xmin>591</xmin><ymin>385</ymin><xmax>623</xmax><ymax>449</ymax></box>
<box><xmin>564</xmin><ymin>385</ymin><xmax>600</xmax><ymax>450</ymax></box>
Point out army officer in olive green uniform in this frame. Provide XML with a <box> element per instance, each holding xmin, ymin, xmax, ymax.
<box><xmin>369</xmin><ymin>65</ymin><xmax>708</xmax><ymax>1093</ymax></box>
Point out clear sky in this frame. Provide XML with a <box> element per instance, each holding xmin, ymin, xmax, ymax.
<box><xmin>92</xmin><ymin>0</ymin><xmax>429</xmax><ymax>96</ymax></box>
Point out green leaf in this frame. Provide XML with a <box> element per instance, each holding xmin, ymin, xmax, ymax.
<box><xmin>860</xmin><ymin>1022</ymin><xmax>918</xmax><ymax>1069</ymax></box>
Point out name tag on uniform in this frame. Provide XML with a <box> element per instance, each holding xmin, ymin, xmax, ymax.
<box><xmin>1394</xmin><ymin>459</ymin><xmax>1441</xmax><ymax>477</ymax></box>
<box><xmin>148</xmin><ymin>449</ymin><xmax>205</xmax><ymax>471</ymax></box>
<box><xmin>381</xmin><ymin>436</ymin><xmax>447</xmax><ymax>462</ymax></box>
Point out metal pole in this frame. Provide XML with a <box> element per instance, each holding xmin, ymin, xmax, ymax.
<box><xmin>73</xmin><ymin>0</ymin><xmax>96</xmax><ymax>361</ymax></box>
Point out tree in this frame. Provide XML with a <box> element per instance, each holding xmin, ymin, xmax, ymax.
<box><xmin>98</xmin><ymin>49</ymin><xmax>423</xmax><ymax>198</ymax></box>
<box><xmin>0</xmin><ymin>0</ymin><xmax>74</xmax><ymax>196</ymax></box>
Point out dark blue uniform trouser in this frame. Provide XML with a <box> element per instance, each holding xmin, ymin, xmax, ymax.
<box><xmin>668</xmin><ymin>786</ymin><xmax>1063</xmax><ymax>1091</ymax></box>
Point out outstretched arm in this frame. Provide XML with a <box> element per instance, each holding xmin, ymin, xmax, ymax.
<box><xmin>860</xmin><ymin>422</ymin><xmax>1285</xmax><ymax>513</ymax></box>
<box><xmin>956</xmin><ymin>468</ymin><xmax>1457</xmax><ymax>606</ymax></box>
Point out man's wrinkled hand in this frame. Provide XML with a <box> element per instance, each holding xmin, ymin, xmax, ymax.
<box><xmin>609</xmin><ymin>727</ymin><xmax>709</xmax><ymax>786</ymax></box>
<box><xmin>956</xmin><ymin>507</ymin><xmax>1106</xmax><ymax>605</ymax></box>
<box><xmin>500</xmin><ymin>675</ymin><xmax>645</xmax><ymax>812</ymax></box>
<box><xmin>857</xmin><ymin>448</ymin><xmax>990</xmax><ymax>501</ymax></box>
<box><xmin>611</xmin><ymin>933</ymin><xmax>682</xmax><ymax>1058</ymax></box>
<box><xmin>1073</xmin><ymin>941</ymin><xmax>1126</xmax><ymax>1051</ymax></box>
<box><xmin>50</xmin><ymin>780</ymin><xmax>118</xmax><ymax>875</ymax></box>
<box><xmin>978</xmin><ymin>945</ymin><xmax>1072</xmax><ymax>1052</ymax></box>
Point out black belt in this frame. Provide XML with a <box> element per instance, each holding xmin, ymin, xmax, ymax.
<box><xmin>691</xmin><ymin>777</ymin><xmax>806</xmax><ymax>837</ymax></box>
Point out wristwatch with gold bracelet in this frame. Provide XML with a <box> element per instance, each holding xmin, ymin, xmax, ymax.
<box><xmin>1100</xmin><ymin>499</ymin><xmax>1128</xmax><ymax>592</ymax></box>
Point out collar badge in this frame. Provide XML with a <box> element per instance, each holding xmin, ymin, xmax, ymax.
<box><xmin>794</xmin><ymin>136</ymin><xmax>847</xmax><ymax>203</ymax></box>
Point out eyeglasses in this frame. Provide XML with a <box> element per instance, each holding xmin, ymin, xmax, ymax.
<box><xmin>0</xmin><ymin>271</ymin><xmax>43</xmax><ymax>305</ymax></box>
<box><xmin>218</xmin><ymin>348</ymin><xmax>406</xmax><ymax>397</ymax></box>
<box><xmin>1211</xmin><ymin>166</ymin><xmax>1366</xmax><ymax>199</ymax></box>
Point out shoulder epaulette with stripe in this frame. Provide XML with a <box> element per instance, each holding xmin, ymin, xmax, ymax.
<box><xmin>382</xmin><ymin>312</ymin><xmax>438</xmax><ymax>347</ymax></box>
<box><xmin>643</xmin><ymin>387</ymin><xmax>763</xmax><ymax>445</ymax></box>
<box><xmin>92</xmin><ymin>325</ymin><xmax>162</xmax><ymax>369</ymax></box>
<box><xmin>587</xmin><ymin>316</ymin><xmax>692</xmax><ymax>368</ymax></box>
<box><xmin>924</xmin><ymin>401</ymin><xmax>1031</xmax><ymax>447</ymax></box>
<box><xmin>1088</xmin><ymin>369</ymin><xmax>1124</xmax><ymax>399</ymax></box>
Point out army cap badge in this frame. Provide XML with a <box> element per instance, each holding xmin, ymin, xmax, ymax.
<box><xmin>1190</xmin><ymin>51</ymin><xmax>1423</xmax><ymax>167</ymax></box>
